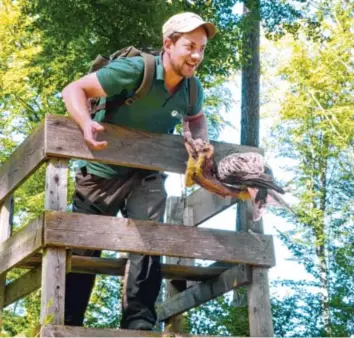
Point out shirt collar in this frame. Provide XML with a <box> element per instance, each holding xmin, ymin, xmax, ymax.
<box><xmin>156</xmin><ymin>52</ymin><xmax>164</xmax><ymax>81</ymax></box>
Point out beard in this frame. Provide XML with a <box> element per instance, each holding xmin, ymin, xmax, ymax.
<box><xmin>170</xmin><ymin>59</ymin><xmax>197</xmax><ymax>78</ymax></box>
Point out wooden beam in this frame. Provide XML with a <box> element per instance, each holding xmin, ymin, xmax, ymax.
<box><xmin>0</xmin><ymin>197</ymin><xmax>13</xmax><ymax>327</ymax></box>
<box><xmin>164</xmin><ymin>197</ymin><xmax>187</xmax><ymax>333</ymax></box>
<box><xmin>240</xmin><ymin>200</ymin><xmax>274</xmax><ymax>337</ymax></box>
<box><xmin>5</xmin><ymin>259</ymin><xmax>229</xmax><ymax>308</ymax></box>
<box><xmin>19</xmin><ymin>255</ymin><xmax>228</xmax><ymax>281</ymax></box>
<box><xmin>40</xmin><ymin>325</ymin><xmax>165</xmax><ymax>337</ymax></box>
<box><xmin>0</xmin><ymin>123</ymin><xmax>45</xmax><ymax>205</ymax></box>
<box><xmin>40</xmin><ymin>248</ymin><xmax>66</xmax><ymax>325</ymax></box>
<box><xmin>0</xmin><ymin>216</ymin><xmax>43</xmax><ymax>275</ymax></box>
<box><xmin>40</xmin><ymin>159</ymin><xmax>68</xmax><ymax>326</ymax></box>
<box><xmin>44</xmin><ymin>211</ymin><xmax>275</xmax><ymax>267</ymax></box>
<box><xmin>4</xmin><ymin>266</ymin><xmax>41</xmax><ymax>308</ymax></box>
<box><xmin>44</xmin><ymin>114</ymin><xmax>262</xmax><ymax>174</ymax></box>
<box><xmin>40</xmin><ymin>324</ymin><xmax>222</xmax><ymax>337</ymax></box>
<box><xmin>158</xmin><ymin>264</ymin><xmax>252</xmax><ymax>322</ymax></box>
<box><xmin>186</xmin><ymin>188</ymin><xmax>239</xmax><ymax>227</ymax></box>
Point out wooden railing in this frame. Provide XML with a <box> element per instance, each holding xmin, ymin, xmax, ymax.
<box><xmin>0</xmin><ymin>114</ymin><xmax>274</xmax><ymax>337</ymax></box>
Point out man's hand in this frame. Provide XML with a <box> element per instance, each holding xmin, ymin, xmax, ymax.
<box><xmin>81</xmin><ymin>120</ymin><xmax>108</xmax><ymax>150</ymax></box>
<box><xmin>61</xmin><ymin>72</ymin><xmax>109</xmax><ymax>150</ymax></box>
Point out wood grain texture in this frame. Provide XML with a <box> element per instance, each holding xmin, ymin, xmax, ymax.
<box><xmin>0</xmin><ymin>216</ymin><xmax>43</xmax><ymax>275</ymax></box>
<box><xmin>248</xmin><ymin>267</ymin><xmax>273</xmax><ymax>336</ymax></box>
<box><xmin>7</xmin><ymin>258</ymin><xmax>229</xmax><ymax>308</ymax></box>
<box><xmin>40</xmin><ymin>248</ymin><xmax>66</xmax><ymax>325</ymax></box>
<box><xmin>20</xmin><ymin>255</ymin><xmax>228</xmax><ymax>281</ymax></box>
<box><xmin>4</xmin><ymin>266</ymin><xmax>41</xmax><ymax>307</ymax></box>
<box><xmin>164</xmin><ymin>197</ymin><xmax>187</xmax><ymax>333</ymax></box>
<box><xmin>44</xmin><ymin>114</ymin><xmax>262</xmax><ymax>174</ymax></box>
<box><xmin>44</xmin><ymin>160</ymin><xmax>68</xmax><ymax>211</ymax></box>
<box><xmin>239</xmin><ymin>200</ymin><xmax>274</xmax><ymax>336</ymax></box>
<box><xmin>40</xmin><ymin>159</ymin><xmax>68</xmax><ymax>326</ymax></box>
<box><xmin>158</xmin><ymin>264</ymin><xmax>252</xmax><ymax>321</ymax></box>
<box><xmin>0</xmin><ymin>198</ymin><xmax>12</xmax><ymax>242</ymax></box>
<box><xmin>0</xmin><ymin>123</ymin><xmax>45</xmax><ymax>205</ymax></box>
<box><xmin>44</xmin><ymin>211</ymin><xmax>275</xmax><ymax>267</ymax></box>
<box><xmin>0</xmin><ymin>197</ymin><xmax>13</xmax><ymax>325</ymax></box>
<box><xmin>40</xmin><ymin>324</ymin><xmax>225</xmax><ymax>337</ymax></box>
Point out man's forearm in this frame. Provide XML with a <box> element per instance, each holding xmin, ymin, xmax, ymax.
<box><xmin>188</xmin><ymin>114</ymin><xmax>209</xmax><ymax>141</ymax></box>
<box><xmin>62</xmin><ymin>83</ymin><xmax>92</xmax><ymax>130</ymax></box>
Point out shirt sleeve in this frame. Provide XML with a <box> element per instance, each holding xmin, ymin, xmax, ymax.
<box><xmin>96</xmin><ymin>57</ymin><xmax>144</xmax><ymax>97</ymax></box>
<box><xmin>187</xmin><ymin>77</ymin><xmax>204</xmax><ymax>116</ymax></box>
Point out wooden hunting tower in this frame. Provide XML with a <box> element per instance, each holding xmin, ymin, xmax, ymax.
<box><xmin>0</xmin><ymin>115</ymin><xmax>274</xmax><ymax>337</ymax></box>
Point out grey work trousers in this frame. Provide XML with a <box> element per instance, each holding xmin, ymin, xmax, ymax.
<box><xmin>65</xmin><ymin>168</ymin><xmax>167</xmax><ymax>330</ymax></box>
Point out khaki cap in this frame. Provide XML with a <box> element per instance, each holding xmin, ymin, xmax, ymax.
<box><xmin>162</xmin><ymin>12</ymin><xmax>216</xmax><ymax>39</ymax></box>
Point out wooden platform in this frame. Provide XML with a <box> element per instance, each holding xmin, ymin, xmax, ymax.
<box><xmin>0</xmin><ymin>115</ymin><xmax>274</xmax><ymax>336</ymax></box>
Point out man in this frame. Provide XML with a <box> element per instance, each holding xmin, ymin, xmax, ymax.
<box><xmin>61</xmin><ymin>12</ymin><xmax>216</xmax><ymax>331</ymax></box>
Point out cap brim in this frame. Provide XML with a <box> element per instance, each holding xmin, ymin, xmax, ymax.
<box><xmin>176</xmin><ymin>21</ymin><xmax>216</xmax><ymax>39</ymax></box>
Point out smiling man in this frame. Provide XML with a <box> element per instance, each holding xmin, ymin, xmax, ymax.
<box><xmin>61</xmin><ymin>12</ymin><xmax>216</xmax><ymax>331</ymax></box>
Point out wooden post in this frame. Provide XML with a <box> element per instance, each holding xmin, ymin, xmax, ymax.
<box><xmin>0</xmin><ymin>197</ymin><xmax>13</xmax><ymax>330</ymax></box>
<box><xmin>40</xmin><ymin>159</ymin><xmax>68</xmax><ymax>325</ymax></box>
<box><xmin>183</xmin><ymin>206</ymin><xmax>196</xmax><ymax>289</ymax></box>
<box><xmin>164</xmin><ymin>196</ymin><xmax>194</xmax><ymax>334</ymax></box>
<box><xmin>239</xmin><ymin>200</ymin><xmax>274</xmax><ymax>337</ymax></box>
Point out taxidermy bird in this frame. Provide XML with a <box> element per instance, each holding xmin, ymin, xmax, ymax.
<box><xmin>183</xmin><ymin>120</ymin><xmax>292</xmax><ymax>220</ymax></box>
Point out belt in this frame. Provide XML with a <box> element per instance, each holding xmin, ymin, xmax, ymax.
<box><xmin>141</xmin><ymin>173</ymin><xmax>168</xmax><ymax>183</ymax></box>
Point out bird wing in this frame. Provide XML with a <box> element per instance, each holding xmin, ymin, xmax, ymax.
<box><xmin>222</xmin><ymin>175</ymin><xmax>285</xmax><ymax>194</ymax></box>
<box><xmin>217</xmin><ymin>152</ymin><xmax>265</xmax><ymax>181</ymax></box>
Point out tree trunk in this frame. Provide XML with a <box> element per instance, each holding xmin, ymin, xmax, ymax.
<box><xmin>317</xmin><ymin>138</ymin><xmax>331</xmax><ymax>335</ymax></box>
<box><xmin>234</xmin><ymin>0</ymin><xmax>261</xmax><ymax>308</ymax></box>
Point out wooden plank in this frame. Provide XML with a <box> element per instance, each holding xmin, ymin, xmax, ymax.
<box><xmin>1</xmin><ymin>197</ymin><xmax>13</xmax><ymax>326</ymax></box>
<box><xmin>44</xmin><ymin>211</ymin><xmax>276</xmax><ymax>267</ymax></box>
<box><xmin>5</xmin><ymin>260</ymin><xmax>229</xmax><ymax>308</ymax></box>
<box><xmin>41</xmin><ymin>324</ymin><xmax>226</xmax><ymax>337</ymax></box>
<box><xmin>44</xmin><ymin>159</ymin><xmax>68</xmax><ymax>211</ymax></box>
<box><xmin>186</xmin><ymin>188</ymin><xmax>239</xmax><ymax>227</ymax></box>
<box><xmin>0</xmin><ymin>198</ymin><xmax>13</xmax><ymax>242</ymax></box>
<box><xmin>164</xmin><ymin>197</ymin><xmax>187</xmax><ymax>333</ymax></box>
<box><xmin>19</xmin><ymin>255</ymin><xmax>228</xmax><ymax>281</ymax></box>
<box><xmin>40</xmin><ymin>248</ymin><xmax>66</xmax><ymax>325</ymax></box>
<box><xmin>158</xmin><ymin>264</ymin><xmax>252</xmax><ymax>321</ymax></box>
<box><xmin>0</xmin><ymin>123</ymin><xmax>46</xmax><ymax>205</ymax></box>
<box><xmin>44</xmin><ymin>114</ymin><xmax>262</xmax><ymax>174</ymax></box>
<box><xmin>239</xmin><ymin>200</ymin><xmax>274</xmax><ymax>336</ymax></box>
<box><xmin>183</xmin><ymin>206</ymin><xmax>197</xmax><ymax>289</ymax></box>
<box><xmin>0</xmin><ymin>216</ymin><xmax>43</xmax><ymax>275</ymax></box>
<box><xmin>40</xmin><ymin>159</ymin><xmax>68</xmax><ymax>326</ymax></box>
<box><xmin>4</xmin><ymin>266</ymin><xmax>41</xmax><ymax>307</ymax></box>
<box><xmin>248</xmin><ymin>267</ymin><xmax>273</xmax><ymax>336</ymax></box>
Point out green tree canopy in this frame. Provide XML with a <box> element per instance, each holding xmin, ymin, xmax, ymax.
<box><xmin>262</xmin><ymin>1</ymin><xmax>354</xmax><ymax>335</ymax></box>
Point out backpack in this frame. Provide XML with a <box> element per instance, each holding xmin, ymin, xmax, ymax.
<box><xmin>88</xmin><ymin>46</ymin><xmax>198</xmax><ymax>122</ymax></box>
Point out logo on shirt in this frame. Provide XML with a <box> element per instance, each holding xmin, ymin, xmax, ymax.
<box><xmin>171</xmin><ymin>110</ymin><xmax>183</xmax><ymax>120</ymax></box>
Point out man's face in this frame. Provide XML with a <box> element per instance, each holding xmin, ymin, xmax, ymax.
<box><xmin>165</xmin><ymin>26</ymin><xmax>208</xmax><ymax>78</ymax></box>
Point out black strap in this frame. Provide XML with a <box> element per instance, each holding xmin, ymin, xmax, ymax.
<box><xmin>96</xmin><ymin>53</ymin><xmax>156</xmax><ymax>121</ymax></box>
<box><xmin>103</xmin><ymin>96</ymin><xmax>127</xmax><ymax>122</ymax></box>
<box><xmin>125</xmin><ymin>53</ymin><xmax>155</xmax><ymax>105</ymax></box>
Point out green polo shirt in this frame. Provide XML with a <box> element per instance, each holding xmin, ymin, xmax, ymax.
<box><xmin>82</xmin><ymin>54</ymin><xmax>204</xmax><ymax>178</ymax></box>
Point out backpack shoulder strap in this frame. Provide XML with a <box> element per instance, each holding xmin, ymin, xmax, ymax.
<box><xmin>97</xmin><ymin>52</ymin><xmax>156</xmax><ymax>121</ymax></box>
<box><xmin>187</xmin><ymin>76</ymin><xmax>198</xmax><ymax>115</ymax></box>
<box><xmin>125</xmin><ymin>53</ymin><xmax>155</xmax><ymax>105</ymax></box>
